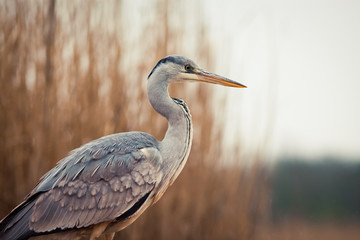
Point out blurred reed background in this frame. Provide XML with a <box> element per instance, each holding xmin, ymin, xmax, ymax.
<box><xmin>0</xmin><ymin>1</ymin><xmax>267</xmax><ymax>239</ymax></box>
<box><xmin>3</xmin><ymin>1</ymin><xmax>359</xmax><ymax>240</ymax></box>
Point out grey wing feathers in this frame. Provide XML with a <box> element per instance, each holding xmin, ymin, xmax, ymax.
<box><xmin>31</xmin><ymin>157</ymin><xmax>159</xmax><ymax>232</ymax></box>
<box><xmin>0</xmin><ymin>132</ymin><xmax>163</xmax><ymax>236</ymax></box>
<box><xmin>34</xmin><ymin>132</ymin><xmax>159</xmax><ymax>192</ymax></box>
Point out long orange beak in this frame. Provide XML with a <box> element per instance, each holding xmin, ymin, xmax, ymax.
<box><xmin>194</xmin><ymin>69</ymin><xmax>246</xmax><ymax>88</ymax></box>
<box><xmin>179</xmin><ymin>68</ymin><xmax>246</xmax><ymax>88</ymax></box>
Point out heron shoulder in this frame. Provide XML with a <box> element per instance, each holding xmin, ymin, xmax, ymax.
<box><xmin>33</xmin><ymin>132</ymin><xmax>161</xmax><ymax>194</ymax></box>
<box><xmin>29</xmin><ymin>151</ymin><xmax>160</xmax><ymax>233</ymax></box>
<box><xmin>11</xmin><ymin>132</ymin><xmax>164</xmax><ymax>236</ymax></box>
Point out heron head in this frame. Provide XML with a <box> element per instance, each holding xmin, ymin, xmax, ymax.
<box><xmin>148</xmin><ymin>55</ymin><xmax>246</xmax><ymax>88</ymax></box>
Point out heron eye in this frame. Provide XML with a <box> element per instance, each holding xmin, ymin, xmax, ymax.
<box><xmin>185</xmin><ymin>64</ymin><xmax>192</xmax><ymax>71</ymax></box>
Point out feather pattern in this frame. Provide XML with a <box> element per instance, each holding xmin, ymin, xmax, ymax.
<box><xmin>0</xmin><ymin>132</ymin><xmax>162</xmax><ymax>238</ymax></box>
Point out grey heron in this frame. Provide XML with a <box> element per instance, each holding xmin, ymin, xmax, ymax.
<box><xmin>0</xmin><ymin>55</ymin><xmax>246</xmax><ymax>240</ymax></box>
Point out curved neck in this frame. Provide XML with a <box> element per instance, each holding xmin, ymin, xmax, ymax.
<box><xmin>147</xmin><ymin>76</ymin><xmax>193</xmax><ymax>185</ymax></box>
<box><xmin>147</xmin><ymin>78</ymin><xmax>182</xmax><ymax>123</ymax></box>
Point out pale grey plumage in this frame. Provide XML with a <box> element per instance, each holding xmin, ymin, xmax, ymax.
<box><xmin>0</xmin><ymin>55</ymin><xmax>245</xmax><ymax>240</ymax></box>
<box><xmin>30</xmin><ymin>132</ymin><xmax>161</xmax><ymax>231</ymax></box>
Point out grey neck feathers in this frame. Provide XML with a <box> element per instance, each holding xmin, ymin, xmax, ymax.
<box><xmin>147</xmin><ymin>75</ymin><xmax>184</xmax><ymax>124</ymax></box>
<box><xmin>147</xmin><ymin>74</ymin><xmax>193</xmax><ymax>182</ymax></box>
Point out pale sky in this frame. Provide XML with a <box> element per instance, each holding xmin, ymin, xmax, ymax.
<box><xmin>204</xmin><ymin>0</ymin><xmax>360</xmax><ymax>161</ymax></box>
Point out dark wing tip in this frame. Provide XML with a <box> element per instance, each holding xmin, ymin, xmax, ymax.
<box><xmin>0</xmin><ymin>197</ymin><xmax>39</xmax><ymax>240</ymax></box>
<box><xmin>116</xmin><ymin>191</ymin><xmax>152</xmax><ymax>221</ymax></box>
